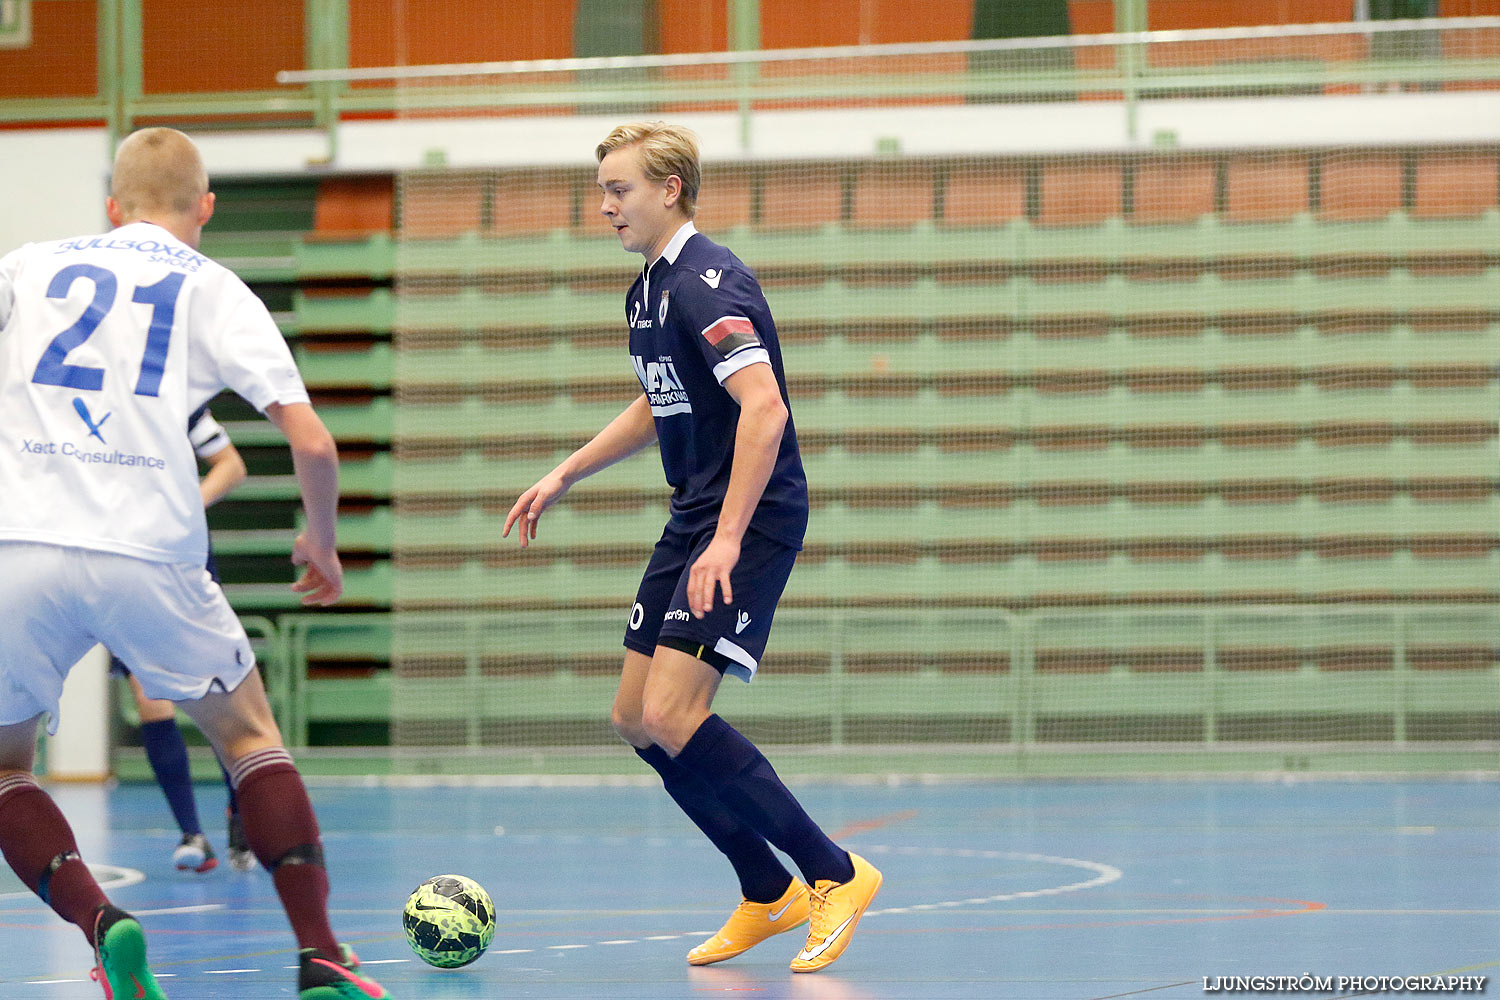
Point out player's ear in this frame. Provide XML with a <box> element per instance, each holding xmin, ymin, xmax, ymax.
<box><xmin>105</xmin><ymin>196</ymin><xmax>125</xmax><ymax>228</ymax></box>
<box><xmin>197</xmin><ymin>191</ymin><xmax>216</xmax><ymax>227</ymax></box>
<box><xmin>662</xmin><ymin>174</ymin><xmax>683</xmax><ymax>210</ymax></box>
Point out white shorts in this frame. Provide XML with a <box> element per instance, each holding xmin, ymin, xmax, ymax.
<box><xmin>0</xmin><ymin>542</ymin><xmax>256</xmax><ymax>734</ymax></box>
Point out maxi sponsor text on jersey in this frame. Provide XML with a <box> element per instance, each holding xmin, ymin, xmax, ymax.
<box><xmin>632</xmin><ymin>354</ymin><xmax>693</xmax><ymax>417</ymax></box>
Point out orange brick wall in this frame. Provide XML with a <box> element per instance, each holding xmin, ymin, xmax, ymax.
<box><xmin>348</xmin><ymin>0</ymin><xmax>578</xmax><ymax>69</ymax></box>
<box><xmin>141</xmin><ymin>1</ymin><xmax>304</xmax><ymax>93</ymax></box>
<box><xmin>0</xmin><ymin>2</ymin><xmax>97</xmax><ymax>100</ymax></box>
<box><xmin>5</xmin><ymin>2</ymin><xmax>1473</xmax><ymax>103</ymax></box>
<box><xmin>760</xmin><ymin>0</ymin><xmax>974</xmax><ymax>47</ymax></box>
<box><xmin>1069</xmin><ymin>0</ymin><xmax>1369</xmax><ymax>33</ymax></box>
<box><xmin>658</xmin><ymin>0</ymin><xmax>729</xmax><ymax>54</ymax></box>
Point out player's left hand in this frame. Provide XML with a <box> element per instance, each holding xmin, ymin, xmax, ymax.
<box><xmin>290</xmin><ymin>531</ymin><xmax>343</xmax><ymax>606</ymax></box>
<box><xmin>688</xmin><ymin>534</ymin><xmax>740</xmax><ymax>618</ymax></box>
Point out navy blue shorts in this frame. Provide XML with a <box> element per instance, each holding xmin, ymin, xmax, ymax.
<box><xmin>624</xmin><ymin>522</ymin><xmax>798</xmax><ymax>683</ymax></box>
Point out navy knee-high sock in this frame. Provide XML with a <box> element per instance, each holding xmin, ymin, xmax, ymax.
<box><xmin>140</xmin><ymin>718</ymin><xmax>202</xmax><ymax>837</ymax></box>
<box><xmin>220</xmin><ymin>763</ymin><xmax>238</xmax><ymax>816</ymax></box>
<box><xmin>673</xmin><ymin>715</ymin><xmax>854</xmax><ymax>887</ymax></box>
<box><xmin>635</xmin><ymin>744</ymin><xmax>793</xmax><ymax>903</ymax></box>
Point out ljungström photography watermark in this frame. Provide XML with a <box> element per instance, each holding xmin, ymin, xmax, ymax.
<box><xmin>1202</xmin><ymin>975</ymin><xmax>1488</xmax><ymax>994</ymax></box>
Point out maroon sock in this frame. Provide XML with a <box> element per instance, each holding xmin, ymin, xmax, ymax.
<box><xmin>0</xmin><ymin>773</ymin><xmax>108</xmax><ymax>943</ymax></box>
<box><xmin>228</xmin><ymin>747</ymin><xmax>339</xmax><ymax>958</ymax></box>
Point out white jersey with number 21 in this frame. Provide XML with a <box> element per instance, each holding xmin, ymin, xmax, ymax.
<box><xmin>0</xmin><ymin>221</ymin><xmax>307</xmax><ymax>564</ymax></box>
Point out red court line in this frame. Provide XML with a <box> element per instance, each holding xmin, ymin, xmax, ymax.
<box><xmin>829</xmin><ymin>809</ymin><xmax>920</xmax><ymax>840</ymax></box>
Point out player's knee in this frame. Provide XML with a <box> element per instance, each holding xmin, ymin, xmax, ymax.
<box><xmin>638</xmin><ymin>687</ymin><xmax>669</xmax><ymax>734</ymax></box>
<box><xmin>215</xmin><ymin>732</ymin><xmax>285</xmax><ymax>772</ymax></box>
<box><xmin>0</xmin><ymin>766</ymin><xmax>36</xmax><ymax>787</ymax></box>
<box><xmin>185</xmin><ymin>697</ymin><xmax>282</xmax><ymax>762</ymax></box>
<box><xmin>0</xmin><ymin>725</ymin><xmax>41</xmax><ymax>773</ymax></box>
<box><xmin>610</xmin><ymin>701</ymin><xmax>648</xmax><ymax>747</ymax></box>
<box><xmin>639</xmin><ymin>695</ymin><xmax>700</xmax><ymax>755</ymax></box>
<box><xmin>136</xmin><ymin>698</ymin><xmax>176</xmax><ymax>724</ymax></box>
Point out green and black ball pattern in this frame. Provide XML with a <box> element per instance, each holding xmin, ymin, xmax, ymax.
<box><xmin>403</xmin><ymin>874</ymin><xmax>496</xmax><ymax>969</ymax></box>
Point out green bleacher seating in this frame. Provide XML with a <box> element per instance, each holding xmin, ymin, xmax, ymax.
<box><xmin>198</xmin><ymin>158</ymin><xmax>1500</xmax><ymax>752</ymax></box>
<box><xmin>274</xmin><ymin>613</ymin><xmax>395</xmax><ymax>745</ymax></box>
<box><xmin>235</xmin><ymin>452</ymin><xmax>392</xmax><ymax>502</ymax></box>
<box><xmin>196</xmin><ymin>181</ymin><xmax>397</xmax><ymax>670</ymax></box>
<box><xmin>199</xmin><ymin>233</ymin><xmax>300</xmax><ymax>283</ymax></box>
<box><xmin>382</xmin><ymin>213</ymin><xmax>1500</xmax><ymax>279</ymax></box>
<box><xmin>223</xmin><ymin>560</ymin><xmax>392</xmax><ymax>611</ymax></box>
<box><xmin>215</xmin><ymin>509</ymin><xmax>392</xmax><ymax>558</ymax></box>
<box><xmin>198</xmin><ymin>177</ymin><xmax>320</xmax><ymax>282</ymax></box>
<box><xmin>387</xmin><ymin>270</ymin><xmax>1500</xmax><ymax>335</ymax></box>
<box><xmin>221</xmin><ymin>397</ymin><xmax>392</xmax><ymax>447</ymax></box>
<box><xmin>378</xmin><ymin>545</ymin><xmax>1498</xmax><ymax>610</ymax></box>
<box><xmin>294</xmin><ymin>342</ymin><xmax>394</xmax><ymax>389</ymax></box>
<box><xmin>295</xmin><ymin>232</ymin><xmax>395</xmax><ymax>280</ymax></box>
<box><xmin>294</xmin><ymin>287</ymin><xmax>395</xmax><ymax>335</ymax></box>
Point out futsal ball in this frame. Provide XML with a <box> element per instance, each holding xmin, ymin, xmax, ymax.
<box><xmin>403</xmin><ymin>874</ymin><xmax>495</xmax><ymax>969</ymax></box>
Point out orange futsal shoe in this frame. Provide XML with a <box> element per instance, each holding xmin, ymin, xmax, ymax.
<box><xmin>687</xmin><ymin>879</ymin><xmax>811</xmax><ymax>966</ymax></box>
<box><xmin>789</xmin><ymin>852</ymin><xmax>883</xmax><ymax>973</ymax></box>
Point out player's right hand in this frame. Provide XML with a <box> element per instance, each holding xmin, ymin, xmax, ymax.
<box><xmin>503</xmin><ymin>474</ymin><xmax>570</xmax><ymax>548</ymax></box>
<box><xmin>290</xmin><ymin>532</ymin><xmax>343</xmax><ymax>605</ymax></box>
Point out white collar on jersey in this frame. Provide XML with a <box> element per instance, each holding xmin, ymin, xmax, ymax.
<box><xmin>651</xmin><ymin>220</ymin><xmax>698</xmax><ymax>269</ymax></box>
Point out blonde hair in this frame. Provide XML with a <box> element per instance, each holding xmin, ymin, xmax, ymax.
<box><xmin>595</xmin><ymin>121</ymin><xmax>701</xmax><ymax>218</ymax></box>
<box><xmin>111</xmin><ymin>127</ymin><xmax>209</xmax><ymax>219</ymax></box>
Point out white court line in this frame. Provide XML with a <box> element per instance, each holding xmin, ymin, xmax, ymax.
<box><xmin>130</xmin><ymin>903</ymin><xmax>226</xmax><ymax>916</ymax></box>
<box><xmin>27</xmin><ymin>845</ymin><xmax>1124</xmax><ymax>984</ymax></box>
<box><xmin>459</xmin><ymin>845</ymin><xmax>1122</xmax><ymax>962</ymax></box>
<box><xmin>862</xmin><ymin>846</ymin><xmax>1123</xmax><ymax>917</ymax></box>
<box><xmin>1</xmin><ymin>863</ymin><xmax>144</xmax><ymax>902</ymax></box>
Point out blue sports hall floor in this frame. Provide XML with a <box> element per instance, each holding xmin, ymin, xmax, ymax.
<box><xmin>1</xmin><ymin>777</ymin><xmax>1496</xmax><ymax>999</ymax></box>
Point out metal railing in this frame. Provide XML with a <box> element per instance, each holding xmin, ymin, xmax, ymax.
<box><xmin>3</xmin><ymin>18</ymin><xmax>1497</xmax><ymax>158</ymax></box>
<box><xmin>263</xmin><ymin>605</ymin><xmax>1500</xmax><ymax>762</ymax></box>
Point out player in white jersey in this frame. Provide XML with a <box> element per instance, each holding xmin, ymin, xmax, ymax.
<box><xmin>0</xmin><ymin>128</ymin><xmax>389</xmax><ymax>999</ymax></box>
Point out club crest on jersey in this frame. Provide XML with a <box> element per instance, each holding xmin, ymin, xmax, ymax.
<box><xmin>658</xmin><ymin>289</ymin><xmax>670</xmax><ymax>325</ymax></box>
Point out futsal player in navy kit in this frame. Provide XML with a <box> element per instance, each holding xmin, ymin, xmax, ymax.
<box><xmin>110</xmin><ymin>404</ymin><xmax>255</xmax><ymax>875</ymax></box>
<box><xmin>505</xmin><ymin>122</ymin><xmax>882</xmax><ymax>973</ymax></box>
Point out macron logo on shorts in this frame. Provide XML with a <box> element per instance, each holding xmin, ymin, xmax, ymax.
<box><xmin>735</xmin><ymin>611</ymin><xmax>751</xmax><ymax>634</ymax></box>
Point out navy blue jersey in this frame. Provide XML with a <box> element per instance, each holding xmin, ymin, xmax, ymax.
<box><xmin>626</xmin><ymin>224</ymin><xmax>808</xmax><ymax>549</ymax></box>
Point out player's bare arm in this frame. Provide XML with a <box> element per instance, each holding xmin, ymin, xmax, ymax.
<box><xmin>504</xmin><ymin>392</ymin><xmax>657</xmax><ymax>547</ymax></box>
<box><xmin>198</xmin><ymin>441</ymin><xmax>248</xmax><ymax>508</ymax></box>
<box><xmin>266</xmin><ymin>401</ymin><xmax>342</xmax><ymax>606</ymax></box>
<box><xmin>687</xmin><ymin>363</ymin><xmax>787</xmax><ymax>618</ymax></box>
